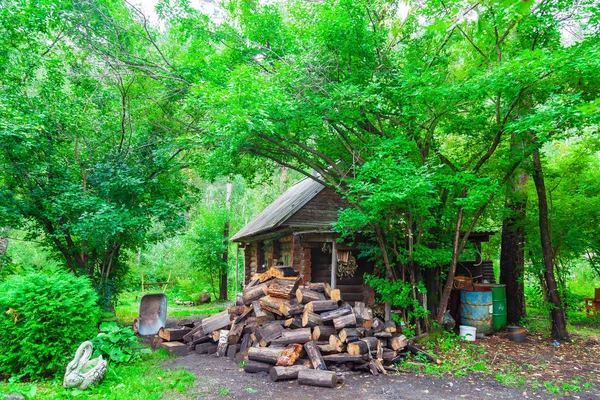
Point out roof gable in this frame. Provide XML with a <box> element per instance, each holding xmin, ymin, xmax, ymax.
<box><xmin>230</xmin><ymin>177</ymin><xmax>325</xmax><ymax>242</ymax></box>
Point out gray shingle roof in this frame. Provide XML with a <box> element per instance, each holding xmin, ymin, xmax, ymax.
<box><xmin>230</xmin><ymin>177</ymin><xmax>325</xmax><ymax>242</ymax></box>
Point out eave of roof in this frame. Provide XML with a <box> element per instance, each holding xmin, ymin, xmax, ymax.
<box><xmin>230</xmin><ymin>177</ymin><xmax>325</xmax><ymax>242</ymax></box>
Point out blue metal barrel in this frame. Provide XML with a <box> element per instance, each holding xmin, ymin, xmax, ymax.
<box><xmin>460</xmin><ymin>290</ymin><xmax>493</xmax><ymax>334</ymax></box>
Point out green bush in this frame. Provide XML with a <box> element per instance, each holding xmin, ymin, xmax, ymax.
<box><xmin>0</xmin><ymin>270</ymin><xmax>101</xmax><ymax>379</ymax></box>
<box><xmin>92</xmin><ymin>322</ymin><xmax>150</xmax><ymax>364</ymax></box>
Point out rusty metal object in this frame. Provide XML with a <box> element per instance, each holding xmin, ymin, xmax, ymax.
<box><xmin>138</xmin><ymin>293</ymin><xmax>167</xmax><ymax>335</ymax></box>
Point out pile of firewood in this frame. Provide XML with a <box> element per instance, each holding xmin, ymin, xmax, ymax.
<box><xmin>152</xmin><ymin>266</ymin><xmax>439</xmax><ymax>388</ymax></box>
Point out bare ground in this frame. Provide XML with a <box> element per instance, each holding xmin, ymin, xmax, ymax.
<box><xmin>162</xmin><ymin>351</ymin><xmax>599</xmax><ymax>400</ymax></box>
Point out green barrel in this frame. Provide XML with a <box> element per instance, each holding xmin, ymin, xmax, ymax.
<box><xmin>491</xmin><ymin>285</ymin><xmax>507</xmax><ymax>331</ymax></box>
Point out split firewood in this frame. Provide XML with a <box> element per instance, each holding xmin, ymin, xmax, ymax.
<box><xmin>279</xmin><ymin>301</ymin><xmax>304</xmax><ymax>317</ymax></box>
<box><xmin>257</xmin><ymin>266</ymin><xmax>298</xmax><ymax>282</ymax></box>
<box><xmin>304</xmin><ymin>341</ymin><xmax>327</xmax><ymax>370</ymax></box>
<box><xmin>304</xmin><ymin>282</ymin><xmax>329</xmax><ymax>293</ymax></box>
<box><xmin>333</xmin><ymin>312</ymin><xmax>357</xmax><ymax>330</ymax></box>
<box><xmin>374</xmin><ymin>331</ymin><xmax>392</xmax><ymax>339</ymax></box>
<box><xmin>183</xmin><ymin>324</ymin><xmax>204</xmax><ymax>343</ymax></box>
<box><xmin>347</xmin><ymin>337</ymin><xmax>380</xmax><ymax>356</ymax></box>
<box><xmin>202</xmin><ymin>310</ymin><xmax>231</xmax><ymax>334</ymax></box>
<box><xmin>268</xmin><ymin>278</ymin><xmax>302</xmax><ymax>299</ymax></box>
<box><xmin>158</xmin><ymin>327</ymin><xmax>192</xmax><ymax>342</ymax></box>
<box><xmin>390</xmin><ymin>334</ymin><xmax>408</xmax><ymax>351</ymax></box>
<box><xmin>304</xmin><ymin>300</ymin><xmax>342</xmax><ymax>313</ymax></box>
<box><xmin>371</xmin><ymin>318</ymin><xmax>384</xmax><ymax>333</ymax></box>
<box><xmin>384</xmin><ymin>320</ymin><xmax>397</xmax><ymax>333</ymax></box>
<box><xmin>269</xmin><ymin>365</ymin><xmax>309</xmax><ymax>382</ymax></box>
<box><xmin>339</xmin><ymin>327</ymin><xmax>360</xmax><ymax>343</ymax></box>
<box><xmin>260</xmin><ymin>295</ymin><xmax>286</xmax><ymax>316</ymax></box>
<box><xmin>270</xmin><ymin>327</ymin><xmax>312</xmax><ymax>345</ymax></box>
<box><xmin>320</xmin><ymin>305</ymin><xmax>352</xmax><ymax>321</ymax></box>
<box><xmin>242</xmin><ymin>283</ymin><xmax>270</xmax><ymax>305</ymax></box>
<box><xmin>275</xmin><ymin>343</ymin><xmax>304</xmax><ymax>366</ymax></box>
<box><xmin>329</xmin><ymin>289</ymin><xmax>341</xmax><ymax>301</ymax></box>
<box><xmin>228</xmin><ymin>320</ymin><xmax>245</xmax><ymax>345</ymax></box>
<box><xmin>312</xmin><ymin>325</ymin><xmax>336</xmax><ymax>341</ymax></box>
<box><xmin>322</xmin><ymin>353</ymin><xmax>368</xmax><ymax>363</ymax></box>
<box><xmin>227</xmin><ymin>344</ymin><xmax>240</xmax><ymax>359</ymax></box>
<box><xmin>216</xmin><ymin>330</ymin><xmax>229</xmax><ymax>357</ymax></box>
<box><xmin>296</xmin><ymin>288</ymin><xmax>326</xmax><ymax>304</ymax></box>
<box><xmin>328</xmin><ymin>334</ymin><xmax>346</xmax><ymax>353</ymax></box>
<box><xmin>252</xmin><ymin>300</ymin><xmax>274</xmax><ymax>325</ymax></box>
<box><xmin>284</xmin><ymin>317</ymin><xmax>303</xmax><ymax>329</ymax></box>
<box><xmin>256</xmin><ymin>322</ymin><xmax>284</xmax><ymax>347</ymax></box>
<box><xmin>301</xmin><ymin>309</ymin><xmax>323</xmax><ymax>328</ymax></box>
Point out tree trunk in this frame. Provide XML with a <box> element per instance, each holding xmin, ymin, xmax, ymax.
<box><xmin>220</xmin><ymin>183</ymin><xmax>232</xmax><ymax>301</ymax></box>
<box><xmin>500</xmin><ymin>173</ymin><xmax>528</xmax><ymax>324</ymax></box>
<box><xmin>531</xmin><ymin>149</ymin><xmax>569</xmax><ymax>341</ymax></box>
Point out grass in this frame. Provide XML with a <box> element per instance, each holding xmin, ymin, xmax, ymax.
<box><xmin>0</xmin><ymin>350</ymin><xmax>194</xmax><ymax>400</ymax></box>
<box><xmin>115</xmin><ymin>291</ymin><xmax>231</xmax><ymax>326</ymax></box>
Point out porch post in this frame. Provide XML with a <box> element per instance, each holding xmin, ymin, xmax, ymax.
<box><xmin>330</xmin><ymin>240</ymin><xmax>337</xmax><ymax>289</ymax></box>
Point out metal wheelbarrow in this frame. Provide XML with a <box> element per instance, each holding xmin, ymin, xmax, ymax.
<box><xmin>137</xmin><ymin>293</ymin><xmax>167</xmax><ymax>335</ymax></box>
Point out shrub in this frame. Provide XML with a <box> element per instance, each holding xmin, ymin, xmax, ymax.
<box><xmin>0</xmin><ymin>270</ymin><xmax>101</xmax><ymax>378</ymax></box>
<box><xmin>92</xmin><ymin>322</ymin><xmax>150</xmax><ymax>364</ymax></box>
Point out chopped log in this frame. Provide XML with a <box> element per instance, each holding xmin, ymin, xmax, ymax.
<box><xmin>347</xmin><ymin>337</ymin><xmax>380</xmax><ymax>356</ymax></box>
<box><xmin>329</xmin><ymin>289</ymin><xmax>341</xmax><ymax>301</ymax></box>
<box><xmin>312</xmin><ymin>326</ymin><xmax>336</xmax><ymax>342</ymax></box>
<box><xmin>270</xmin><ymin>328</ymin><xmax>312</xmax><ymax>345</ymax></box>
<box><xmin>257</xmin><ymin>266</ymin><xmax>298</xmax><ymax>282</ymax></box>
<box><xmin>305</xmin><ymin>282</ymin><xmax>329</xmax><ymax>293</ymax></box>
<box><xmin>176</xmin><ymin>317</ymin><xmax>201</xmax><ymax>328</ymax></box>
<box><xmin>390</xmin><ymin>334</ymin><xmax>408</xmax><ymax>351</ymax></box>
<box><xmin>256</xmin><ymin>322</ymin><xmax>284</xmax><ymax>347</ymax></box>
<box><xmin>242</xmin><ymin>283</ymin><xmax>269</xmax><ymax>305</ymax></box>
<box><xmin>187</xmin><ymin>334</ymin><xmax>213</xmax><ymax>349</ymax></box>
<box><xmin>269</xmin><ymin>365</ymin><xmax>309</xmax><ymax>382</ymax></box>
<box><xmin>374</xmin><ymin>331</ymin><xmax>392</xmax><ymax>338</ymax></box>
<box><xmin>247</xmin><ymin>346</ymin><xmax>283</xmax><ymax>364</ymax></box>
<box><xmin>275</xmin><ymin>344</ymin><xmax>303</xmax><ymax>367</ymax></box>
<box><xmin>301</xmin><ymin>310</ymin><xmax>323</xmax><ymax>328</ymax></box>
<box><xmin>304</xmin><ymin>341</ymin><xmax>327</xmax><ymax>370</ymax></box>
<box><xmin>328</xmin><ymin>334</ymin><xmax>346</xmax><ymax>353</ymax></box>
<box><xmin>407</xmin><ymin>343</ymin><xmax>443</xmax><ymax>365</ymax></box>
<box><xmin>384</xmin><ymin>320</ymin><xmax>397</xmax><ymax>333</ymax></box>
<box><xmin>243</xmin><ymin>320</ymin><xmax>258</xmax><ymax>335</ymax></box>
<box><xmin>320</xmin><ymin>305</ymin><xmax>353</xmax><ymax>322</ymax></box>
<box><xmin>353</xmin><ymin>302</ymin><xmax>366</xmax><ymax>322</ymax></box>
<box><xmin>322</xmin><ymin>353</ymin><xmax>368</xmax><ymax>363</ymax></box>
<box><xmin>259</xmin><ymin>295</ymin><xmax>285</xmax><ymax>316</ymax></box>
<box><xmin>382</xmin><ymin>349</ymin><xmax>397</xmax><ymax>362</ymax></box>
<box><xmin>371</xmin><ymin>318</ymin><xmax>384</xmax><ymax>333</ymax></box>
<box><xmin>268</xmin><ymin>278</ymin><xmax>301</xmax><ymax>299</ymax></box>
<box><xmin>227</xmin><ymin>344</ymin><xmax>240</xmax><ymax>359</ymax></box>
<box><xmin>339</xmin><ymin>328</ymin><xmax>360</xmax><ymax>343</ymax></box>
<box><xmin>305</xmin><ymin>300</ymin><xmax>342</xmax><ymax>313</ymax></box>
<box><xmin>211</xmin><ymin>330</ymin><xmax>221</xmax><ymax>342</ymax></box>
<box><xmin>279</xmin><ymin>301</ymin><xmax>304</xmax><ymax>317</ymax></box>
<box><xmin>157</xmin><ymin>341</ymin><xmax>189</xmax><ymax>356</ymax></box>
<box><xmin>252</xmin><ymin>300</ymin><xmax>274</xmax><ymax>325</ymax></box>
<box><xmin>195</xmin><ymin>342</ymin><xmax>218</xmax><ymax>355</ymax></box>
<box><xmin>228</xmin><ymin>305</ymin><xmax>246</xmax><ymax>315</ymax></box>
<box><xmin>317</xmin><ymin>344</ymin><xmax>338</xmax><ymax>354</ymax></box>
<box><xmin>297</xmin><ymin>370</ymin><xmax>338</xmax><ymax>388</ymax></box>
<box><xmin>235</xmin><ymin>333</ymin><xmax>251</xmax><ymax>362</ymax></box>
<box><xmin>333</xmin><ymin>312</ymin><xmax>357</xmax><ymax>330</ymax></box>
<box><xmin>158</xmin><ymin>327</ymin><xmax>192</xmax><ymax>342</ymax></box>
<box><xmin>183</xmin><ymin>324</ymin><xmax>204</xmax><ymax>343</ymax></box>
<box><xmin>201</xmin><ymin>310</ymin><xmax>231</xmax><ymax>334</ymax></box>
<box><xmin>233</xmin><ymin>305</ymin><xmax>254</xmax><ymax>325</ymax></box>
<box><xmin>244</xmin><ymin>360</ymin><xmax>271</xmax><ymax>373</ymax></box>
<box><xmin>284</xmin><ymin>317</ymin><xmax>303</xmax><ymax>329</ymax></box>
<box><xmin>228</xmin><ymin>320</ymin><xmax>245</xmax><ymax>345</ymax></box>
<box><xmin>296</xmin><ymin>288</ymin><xmax>325</xmax><ymax>304</ymax></box>
<box><xmin>216</xmin><ymin>330</ymin><xmax>229</xmax><ymax>357</ymax></box>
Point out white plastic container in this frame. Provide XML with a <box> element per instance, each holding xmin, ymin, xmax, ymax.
<box><xmin>459</xmin><ymin>325</ymin><xmax>477</xmax><ymax>341</ymax></box>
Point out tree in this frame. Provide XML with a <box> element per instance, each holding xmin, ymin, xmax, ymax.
<box><xmin>0</xmin><ymin>0</ymin><xmax>192</xmax><ymax>306</ymax></box>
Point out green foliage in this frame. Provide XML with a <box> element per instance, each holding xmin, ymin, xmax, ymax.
<box><xmin>0</xmin><ymin>270</ymin><xmax>101</xmax><ymax>378</ymax></box>
<box><xmin>91</xmin><ymin>322</ymin><xmax>150</xmax><ymax>364</ymax></box>
<box><xmin>364</xmin><ymin>274</ymin><xmax>429</xmax><ymax>322</ymax></box>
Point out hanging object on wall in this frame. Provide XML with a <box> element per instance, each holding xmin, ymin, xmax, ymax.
<box><xmin>321</xmin><ymin>242</ymin><xmax>331</xmax><ymax>254</ymax></box>
<box><xmin>336</xmin><ymin>250</ymin><xmax>357</xmax><ymax>278</ymax></box>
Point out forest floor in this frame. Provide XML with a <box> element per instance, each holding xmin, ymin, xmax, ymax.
<box><xmin>163</xmin><ymin>327</ymin><xmax>600</xmax><ymax>400</ymax></box>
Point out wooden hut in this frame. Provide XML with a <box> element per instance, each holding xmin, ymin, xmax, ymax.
<box><xmin>231</xmin><ymin>177</ymin><xmax>375</xmax><ymax>304</ymax></box>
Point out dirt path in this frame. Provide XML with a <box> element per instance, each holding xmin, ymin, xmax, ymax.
<box><xmin>162</xmin><ymin>353</ymin><xmax>597</xmax><ymax>400</ymax></box>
